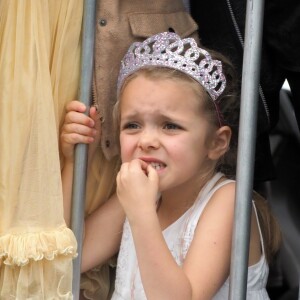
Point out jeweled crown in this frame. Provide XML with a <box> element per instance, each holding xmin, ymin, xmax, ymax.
<box><xmin>117</xmin><ymin>32</ymin><xmax>226</xmax><ymax>101</ymax></box>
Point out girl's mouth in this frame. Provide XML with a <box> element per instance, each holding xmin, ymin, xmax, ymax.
<box><xmin>150</xmin><ymin>162</ymin><xmax>166</xmax><ymax>170</ymax></box>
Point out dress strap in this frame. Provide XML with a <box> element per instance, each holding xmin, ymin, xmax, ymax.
<box><xmin>195</xmin><ymin>172</ymin><xmax>234</xmax><ymax>209</ymax></box>
<box><xmin>185</xmin><ymin>172</ymin><xmax>235</xmax><ymax>229</ymax></box>
<box><xmin>202</xmin><ymin>180</ymin><xmax>266</xmax><ymax>256</ymax></box>
<box><xmin>179</xmin><ymin>172</ymin><xmax>234</xmax><ymax>260</ymax></box>
<box><xmin>198</xmin><ymin>172</ymin><xmax>224</xmax><ymax>200</ymax></box>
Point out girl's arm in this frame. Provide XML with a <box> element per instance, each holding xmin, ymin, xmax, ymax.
<box><xmin>130</xmin><ymin>211</ymin><xmax>194</xmax><ymax>299</ymax></box>
<box><xmin>60</xmin><ymin>101</ymin><xmax>125</xmax><ymax>271</ymax></box>
<box><xmin>60</xmin><ymin>100</ymin><xmax>99</xmax><ymax>225</ymax></box>
<box><xmin>182</xmin><ymin>183</ymin><xmax>236</xmax><ymax>299</ymax></box>
<box><xmin>137</xmin><ymin>184</ymin><xmax>236</xmax><ymax>299</ymax></box>
<box><xmin>81</xmin><ymin>193</ymin><xmax>125</xmax><ymax>272</ymax></box>
<box><xmin>117</xmin><ymin>160</ymin><xmax>193</xmax><ymax>298</ymax></box>
<box><xmin>117</xmin><ymin>160</ymin><xmax>237</xmax><ymax>299</ymax></box>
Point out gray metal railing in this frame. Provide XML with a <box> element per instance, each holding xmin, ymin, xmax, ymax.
<box><xmin>70</xmin><ymin>0</ymin><xmax>266</xmax><ymax>298</ymax></box>
<box><xmin>71</xmin><ymin>1</ymin><xmax>97</xmax><ymax>299</ymax></box>
<box><xmin>229</xmin><ymin>0</ymin><xmax>265</xmax><ymax>298</ymax></box>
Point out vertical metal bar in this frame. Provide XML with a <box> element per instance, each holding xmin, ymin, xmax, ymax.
<box><xmin>229</xmin><ymin>0</ymin><xmax>265</xmax><ymax>299</ymax></box>
<box><xmin>71</xmin><ymin>1</ymin><xmax>96</xmax><ymax>298</ymax></box>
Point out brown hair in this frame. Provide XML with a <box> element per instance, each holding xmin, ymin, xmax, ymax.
<box><xmin>253</xmin><ymin>191</ymin><xmax>281</xmax><ymax>263</ymax></box>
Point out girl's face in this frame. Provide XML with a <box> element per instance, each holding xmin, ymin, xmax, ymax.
<box><xmin>119</xmin><ymin>75</ymin><xmax>217</xmax><ymax>193</ymax></box>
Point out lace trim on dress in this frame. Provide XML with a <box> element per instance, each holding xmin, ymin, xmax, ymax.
<box><xmin>0</xmin><ymin>225</ymin><xmax>77</xmax><ymax>266</ymax></box>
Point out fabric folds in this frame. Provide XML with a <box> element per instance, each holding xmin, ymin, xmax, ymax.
<box><xmin>0</xmin><ymin>226</ymin><xmax>77</xmax><ymax>267</ymax></box>
<box><xmin>0</xmin><ymin>0</ymin><xmax>82</xmax><ymax>298</ymax></box>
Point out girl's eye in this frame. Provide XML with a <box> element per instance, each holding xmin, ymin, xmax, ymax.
<box><xmin>163</xmin><ymin>123</ymin><xmax>181</xmax><ymax>130</ymax></box>
<box><xmin>122</xmin><ymin>122</ymin><xmax>140</xmax><ymax>130</ymax></box>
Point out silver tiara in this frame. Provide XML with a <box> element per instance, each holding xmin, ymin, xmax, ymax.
<box><xmin>117</xmin><ymin>32</ymin><xmax>226</xmax><ymax>101</ymax></box>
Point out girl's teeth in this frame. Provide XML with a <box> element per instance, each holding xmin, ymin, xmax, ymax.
<box><xmin>150</xmin><ymin>162</ymin><xmax>164</xmax><ymax>170</ymax></box>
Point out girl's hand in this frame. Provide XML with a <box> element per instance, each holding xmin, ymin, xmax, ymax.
<box><xmin>60</xmin><ymin>100</ymin><xmax>101</xmax><ymax>162</ymax></box>
<box><xmin>116</xmin><ymin>159</ymin><xmax>159</xmax><ymax>224</ymax></box>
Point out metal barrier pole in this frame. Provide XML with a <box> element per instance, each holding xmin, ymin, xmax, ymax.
<box><xmin>229</xmin><ymin>0</ymin><xmax>265</xmax><ymax>299</ymax></box>
<box><xmin>71</xmin><ymin>1</ymin><xmax>96</xmax><ymax>298</ymax></box>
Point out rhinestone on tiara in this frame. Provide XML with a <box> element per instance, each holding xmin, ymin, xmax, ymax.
<box><xmin>117</xmin><ymin>32</ymin><xmax>226</xmax><ymax>101</ymax></box>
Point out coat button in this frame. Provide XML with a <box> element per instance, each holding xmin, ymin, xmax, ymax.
<box><xmin>99</xmin><ymin>19</ymin><xmax>107</xmax><ymax>26</ymax></box>
<box><xmin>105</xmin><ymin>140</ymin><xmax>110</xmax><ymax>147</ymax></box>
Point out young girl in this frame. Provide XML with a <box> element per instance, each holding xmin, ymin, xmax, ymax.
<box><xmin>61</xmin><ymin>32</ymin><xmax>280</xmax><ymax>299</ymax></box>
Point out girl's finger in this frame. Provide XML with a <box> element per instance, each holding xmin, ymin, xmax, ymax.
<box><xmin>89</xmin><ymin>105</ymin><xmax>97</xmax><ymax>118</ymax></box>
<box><xmin>65</xmin><ymin>110</ymin><xmax>95</xmax><ymax>128</ymax></box>
<box><xmin>65</xmin><ymin>100</ymin><xmax>87</xmax><ymax>113</ymax></box>
<box><xmin>63</xmin><ymin>123</ymin><xmax>97</xmax><ymax>137</ymax></box>
<box><xmin>138</xmin><ymin>159</ymin><xmax>149</xmax><ymax>169</ymax></box>
<box><xmin>61</xmin><ymin>132</ymin><xmax>95</xmax><ymax>145</ymax></box>
<box><xmin>147</xmin><ymin>164</ymin><xmax>159</xmax><ymax>183</ymax></box>
<box><xmin>89</xmin><ymin>106</ymin><xmax>102</xmax><ymax>132</ymax></box>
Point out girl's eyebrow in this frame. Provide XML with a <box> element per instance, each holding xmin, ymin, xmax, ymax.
<box><xmin>121</xmin><ymin>110</ymin><xmax>187</xmax><ymax>121</ymax></box>
<box><xmin>120</xmin><ymin>111</ymin><xmax>139</xmax><ymax>119</ymax></box>
<box><xmin>120</xmin><ymin>107</ymin><xmax>190</xmax><ymax>122</ymax></box>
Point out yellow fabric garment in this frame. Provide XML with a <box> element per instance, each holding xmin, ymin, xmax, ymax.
<box><xmin>0</xmin><ymin>1</ymin><xmax>83</xmax><ymax>298</ymax></box>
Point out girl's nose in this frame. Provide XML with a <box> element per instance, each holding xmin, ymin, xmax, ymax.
<box><xmin>138</xmin><ymin>130</ymin><xmax>160</xmax><ymax>151</ymax></box>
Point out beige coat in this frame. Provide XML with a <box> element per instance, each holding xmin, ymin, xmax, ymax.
<box><xmin>93</xmin><ymin>0</ymin><xmax>199</xmax><ymax>160</ymax></box>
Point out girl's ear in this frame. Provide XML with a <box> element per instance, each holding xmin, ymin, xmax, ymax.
<box><xmin>208</xmin><ymin>126</ymin><xmax>232</xmax><ymax>160</ymax></box>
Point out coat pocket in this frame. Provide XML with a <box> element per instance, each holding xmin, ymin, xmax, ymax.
<box><xmin>128</xmin><ymin>11</ymin><xmax>198</xmax><ymax>39</ymax></box>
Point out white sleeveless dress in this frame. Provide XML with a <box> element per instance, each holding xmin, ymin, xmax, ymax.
<box><xmin>111</xmin><ymin>172</ymin><xmax>270</xmax><ymax>299</ymax></box>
